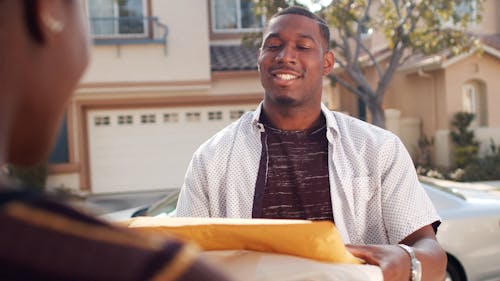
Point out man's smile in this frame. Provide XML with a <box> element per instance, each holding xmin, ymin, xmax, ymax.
<box><xmin>275</xmin><ymin>73</ymin><xmax>298</xmax><ymax>80</ymax></box>
<box><xmin>270</xmin><ymin>68</ymin><xmax>303</xmax><ymax>86</ymax></box>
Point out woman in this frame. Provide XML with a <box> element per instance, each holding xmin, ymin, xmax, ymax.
<box><xmin>0</xmin><ymin>1</ymin><xmax>231</xmax><ymax>280</ymax></box>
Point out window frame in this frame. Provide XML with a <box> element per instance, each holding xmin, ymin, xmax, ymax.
<box><xmin>86</xmin><ymin>0</ymin><xmax>150</xmax><ymax>39</ymax></box>
<box><xmin>462</xmin><ymin>81</ymin><xmax>488</xmax><ymax>127</ymax></box>
<box><xmin>211</xmin><ymin>0</ymin><xmax>264</xmax><ymax>34</ymax></box>
<box><xmin>47</xmin><ymin>109</ymin><xmax>79</xmax><ymax>174</ymax></box>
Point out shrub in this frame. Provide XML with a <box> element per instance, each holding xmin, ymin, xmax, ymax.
<box><xmin>5</xmin><ymin>162</ymin><xmax>48</xmax><ymax>190</ymax></box>
<box><xmin>417</xmin><ymin>112</ymin><xmax>500</xmax><ymax>182</ymax></box>
<box><xmin>449</xmin><ymin>112</ymin><xmax>479</xmax><ymax>169</ymax></box>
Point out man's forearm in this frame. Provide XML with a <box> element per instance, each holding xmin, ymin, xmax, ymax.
<box><xmin>407</xmin><ymin>237</ymin><xmax>447</xmax><ymax>281</ymax></box>
<box><xmin>401</xmin><ymin>225</ymin><xmax>447</xmax><ymax>281</ymax></box>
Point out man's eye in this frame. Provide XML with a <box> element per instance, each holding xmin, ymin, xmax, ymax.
<box><xmin>265</xmin><ymin>44</ymin><xmax>281</xmax><ymax>50</ymax></box>
<box><xmin>297</xmin><ymin>45</ymin><xmax>311</xmax><ymax>50</ymax></box>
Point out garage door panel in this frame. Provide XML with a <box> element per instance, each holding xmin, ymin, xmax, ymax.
<box><xmin>87</xmin><ymin>105</ymin><xmax>256</xmax><ymax>193</ymax></box>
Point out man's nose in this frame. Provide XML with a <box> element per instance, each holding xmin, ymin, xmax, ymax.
<box><xmin>275</xmin><ymin>45</ymin><xmax>297</xmax><ymax>64</ymax></box>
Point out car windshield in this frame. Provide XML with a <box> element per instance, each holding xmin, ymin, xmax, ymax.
<box><xmin>142</xmin><ymin>190</ymin><xmax>180</xmax><ymax>217</ymax></box>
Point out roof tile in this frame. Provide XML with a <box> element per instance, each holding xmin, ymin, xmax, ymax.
<box><xmin>210</xmin><ymin>45</ymin><xmax>259</xmax><ymax>72</ymax></box>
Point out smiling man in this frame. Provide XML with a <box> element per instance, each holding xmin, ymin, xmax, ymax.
<box><xmin>177</xmin><ymin>6</ymin><xmax>447</xmax><ymax>281</ymax></box>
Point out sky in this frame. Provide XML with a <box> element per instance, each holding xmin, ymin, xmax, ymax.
<box><xmin>297</xmin><ymin>0</ymin><xmax>334</xmax><ymax>12</ymax></box>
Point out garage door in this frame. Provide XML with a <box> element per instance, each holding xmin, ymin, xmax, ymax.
<box><xmin>87</xmin><ymin>104</ymin><xmax>257</xmax><ymax>194</ymax></box>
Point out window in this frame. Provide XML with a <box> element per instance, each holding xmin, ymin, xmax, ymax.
<box><xmin>186</xmin><ymin>112</ymin><xmax>201</xmax><ymax>122</ymax></box>
<box><xmin>88</xmin><ymin>0</ymin><xmax>147</xmax><ymax>38</ymax></box>
<box><xmin>163</xmin><ymin>113</ymin><xmax>179</xmax><ymax>123</ymax></box>
<box><xmin>49</xmin><ymin>116</ymin><xmax>69</xmax><ymax>164</ymax></box>
<box><xmin>462</xmin><ymin>84</ymin><xmax>476</xmax><ymax>114</ymax></box>
<box><xmin>462</xmin><ymin>81</ymin><xmax>488</xmax><ymax>127</ymax></box>
<box><xmin>118</xmin><ymin>115</ymin><xmax>133</xmax><ymax>125</ymax></box>
<box><xmin>230</xmin><ymin>110</ymin><xmax>245</xmax><ymax>120</ymax></box>
<box><xmin>94</xmin><ymin>116</ymin><xmax>110</xmax><ymax>126</ymax></box>
<box><xmin>442</xmin><ymin>0</ymin><xmax>477</xmax><ymax>27</ymax></box>
<box><xmin>140</xmin><ymin>114</ymin><xmax>156</xmax><ymax>124</ymax></box>
<box><xmin>359</xmin><ymin>16</ymin><xmax>373</xmax><ymax>39</ymax></box>
<box><xmin>212</xmin><ymin>0</ymin><xmax>264</xmax><ymax>33</ymax></box>
<box><xmin>208</xmin><ymin>111</ymin><xmax>223</xmax><ymax>121</ymax></box>
<box><xmin>454</xmin><ymin>0</ymin><xmax>477</xmax><ymax>22</ymax></box>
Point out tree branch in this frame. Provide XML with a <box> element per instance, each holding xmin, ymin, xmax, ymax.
<box><xmin>328</xmin><ymin>73</ymin><xmax>367</xmax><ymax>99</ymax></box>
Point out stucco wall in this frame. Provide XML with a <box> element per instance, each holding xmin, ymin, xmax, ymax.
<box><xmin>210</xmin><ymin>73</ymin><xmax>263</xmax><ymax>96</ymax></box>
<box><xmin>383</xmin><ymin>69</ymin><xmax>447</xmax><ymax>138</ymax></box>
<box><xmin>444</xmin><ymin>53</ymin><xmax>500</xmax><ymax>127</ymax></box>
<box><xmin>81</xmin><ymin>0</ymin><xmax>211</xmax><ymax>83</ymax></box>
<box><xmin>469</xmin><ymin>0</ymin><xmax>499</xmax><ymax>34</ymax></box>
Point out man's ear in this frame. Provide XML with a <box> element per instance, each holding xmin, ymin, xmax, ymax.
<box><xmin>257</xmin><ymin>48</ymin><xmax>262</xmax><ymax>72</ymax></box>
<box><xmin>322</xmin><ymin>50</ymin><xmax>335</xmax><ymax>76</ymax></box>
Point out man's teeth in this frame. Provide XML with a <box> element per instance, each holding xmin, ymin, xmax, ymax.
<box><xmin>276</xmin><ymin>74</ymin><xmax>297</xmax><ymax>80</ymax></box>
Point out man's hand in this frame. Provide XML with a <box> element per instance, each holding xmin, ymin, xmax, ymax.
<box><xmin>346</xmin><ymin>244</ymin><xmax>411</xmax><ymax>281</ymax></box>
<box><xmin>346</xmin><ymin>225</ymin><xmax>447</xmax><ymax>281</ymax></box>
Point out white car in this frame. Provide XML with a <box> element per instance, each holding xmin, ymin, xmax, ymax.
<box><xmin>101</xmin><ymin>181</ymin><xmax>500</xmax><ymax>281</ymax></box>
<box><xmin>423</xmin><ymin>180</ymin><xmax>500</xmax><ymax>281</ymax></box>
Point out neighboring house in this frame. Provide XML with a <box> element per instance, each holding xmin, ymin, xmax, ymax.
<box><xmin>329</xmin><ymin>0</ymin><xmax>500</xmax><ymax>167</ymax></box>
<box><xmin>47</xmin><ymin>0</ymin><xmax>271</xmax><ymax>193</ymax></box>
<box><xmin>47</xmin><ymin>0</ymin><xmax>500</xmax><ymax>193</ymax></box>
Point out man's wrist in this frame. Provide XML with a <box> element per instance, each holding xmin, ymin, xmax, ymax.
<box><xmin>398</xmin><ymin>244</ymin><xmax>422</xmax><ymax>281</ymax></box>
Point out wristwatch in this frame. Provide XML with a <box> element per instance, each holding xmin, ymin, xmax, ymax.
<box><xmin>398</xmin><ymin>244</ymin><xmax>422</xmax><ymax>281</ymax></box>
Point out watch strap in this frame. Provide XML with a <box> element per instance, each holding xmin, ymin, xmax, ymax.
<box><xmin>398</xmin><ymin>244</ymin><xmax>422</xmax><ymax>281</ymax></box>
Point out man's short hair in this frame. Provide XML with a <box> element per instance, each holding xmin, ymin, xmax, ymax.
<box><xmin>271</xmin><ymin>6</ymin><xmax>330</xmax><ymax>48</ymax></box>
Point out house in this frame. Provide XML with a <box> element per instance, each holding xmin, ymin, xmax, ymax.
<box><xmin>328</xmin><ymin>0</ymin><xmax>500</xmax><ymax>167</ymax></box>
<box><xmin>47</xmin><ymin>0</ymin><xmax>500</xmax><ymax>193</ymax></box>
<box><xmin>47</xmin><ymin>0</ymin><xmax>274</xmax><ymax>193</ymax></box>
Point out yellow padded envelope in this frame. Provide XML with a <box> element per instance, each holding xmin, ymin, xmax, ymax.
<box><xmin>126</xmin><ymin>217</ymin><xmax>361</xmax><ymax>264</ymax></box>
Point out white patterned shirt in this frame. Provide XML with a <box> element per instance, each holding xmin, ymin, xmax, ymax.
<box><xmin>176</xmin><ymin>103</ymin><xmax>440</xmax><ymax>245</ymax></box>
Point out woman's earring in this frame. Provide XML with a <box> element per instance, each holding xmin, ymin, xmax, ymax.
<box><xmin>42</xmin><ymin>14</ymin><xmax>64</xmax><ymax>33</ymax></box>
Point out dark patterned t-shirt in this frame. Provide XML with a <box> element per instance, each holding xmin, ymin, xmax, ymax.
<box><xmin>252</xmin><ymin>114</ymin><xmax>333</xmax><ymax>222</ymax></box>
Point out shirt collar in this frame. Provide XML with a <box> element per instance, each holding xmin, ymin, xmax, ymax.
<box><xmin>319</xmin><ymin>103</ymin><xmax>339</xmax><ymax>144</ymax></box>
<box><xmin>251</xmin><ymin>102</ymin><xmax>340</xmax><ymax>138</ymax></box>
<box><xmin>251</xmin><ymin>102</ymin><xmax>265</xmax><ymax>133</ymax></box>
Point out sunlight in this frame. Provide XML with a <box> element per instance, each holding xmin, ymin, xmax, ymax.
<box><xmin>297</xmin><ymin>0</ymin><xmax>334</xmax><ymax>12</ymax></box>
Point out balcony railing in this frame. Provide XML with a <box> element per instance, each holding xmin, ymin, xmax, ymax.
<box><xmin>89</xmin><ymin>16</ymin><xmax>169</xmax><ymax>54</ymax></box>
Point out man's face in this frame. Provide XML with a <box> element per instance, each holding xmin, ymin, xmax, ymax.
<box><xmin>258</xmin><ymin>14</ymin><xmax>333</xmax><ymax>109</ymax></box>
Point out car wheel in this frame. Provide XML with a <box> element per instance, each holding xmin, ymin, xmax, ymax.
<box><xmin>445</xmin><ymin>256</ymin><xmax>466</xmax><ymax>281</ymax></box>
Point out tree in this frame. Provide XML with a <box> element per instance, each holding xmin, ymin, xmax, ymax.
<box><xmin>254</xmin><ymin>0</ymin><xmax>483</xmax><ymax>128</ymax></box>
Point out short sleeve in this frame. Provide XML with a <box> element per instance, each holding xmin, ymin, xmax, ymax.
<box><xmin>380</xmin><ymin>137</ymin><xmax>441</xmax><ymax>244</ymax></box>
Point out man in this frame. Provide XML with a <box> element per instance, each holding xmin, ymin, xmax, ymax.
<box><xmin>0</xmin><ymin>1</ymin><xmax>231</xmax><ymax>280</ymax></box>
<box><xmin>177</xmin><ymin>6</ymin><xmax>447</xmax><ymax>281</ymax></box>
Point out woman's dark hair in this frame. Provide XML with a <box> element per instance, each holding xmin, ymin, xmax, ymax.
<box><xmin>23</xmin><ymin>0</ymin><xmax>44</xmax><ymax>43</ymax></box>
